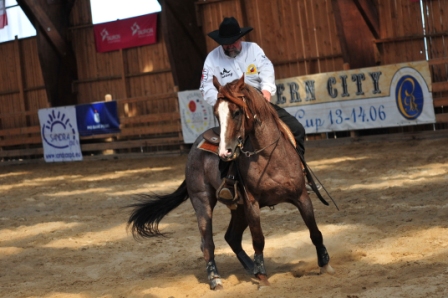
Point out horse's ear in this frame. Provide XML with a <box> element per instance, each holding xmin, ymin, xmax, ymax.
<box><xmin>236</xmin><ymin>74</ymin><xmax>245</xmax><ymax>90</ymax></box>
<box><xmin>212</xmin><ymin>76</ymin><xmax>221</xmax><ymax>90</ymax></box>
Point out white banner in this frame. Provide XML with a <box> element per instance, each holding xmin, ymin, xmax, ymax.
<box><xmin>283</xmin><ymin>65</ymin><xmax>435</xmax><ymax>133</ymax></box>
<box><xmin>179</xmin><ymin>61</ymin><xmax>435</xmax><ymax>139</ymax></box>
<box><xmin>178</xmin><ymin>90</ymin><xmax>217</xmax><ymax>144</ymax></box>
<box><xmin>38</xmin><ymin>106</ymin><xmax>83</xmax><ymax>162</ymax></box>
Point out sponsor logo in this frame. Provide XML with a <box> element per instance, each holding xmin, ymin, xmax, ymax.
<box><xmin>246</xmin><ymin>64</ymin><xmax>257</xmax><ymax>75</ymax></box>
<box><xmin>183</xmin><ymin>95</ymin><xmax>212</xmax><ymax>135</ymax></box>
<box><xmin>41</xmin><ymin>110</ymin><xmax>78</xmax><ymax>149</ymax></box>
<box><xmin>131</xmin><ymin>22</ymin><xmax>154</xmax><ymax>37</ymax></box>
<box><xmin>100</xmin><ymin>28</ymin><xmax>121</xmax><ymax>42</ymax></box>
<box><xmin>220</xmin><ymin>68</ymin><xmax>233</xmax><ymax>79</ymax></box>
<box><xmin>395</xmin><ymin>75</ymin><xmax>424</xmax><ymax>120</ymax></box>
<box><xmin>87</xmin><ymin>109</ymin><xmax>110</xmax><ymax>131</ymax></box>
<box><xmin>93</xmin><ymin>109</ymin><xmax>100</xmax><ymax>123</ymax></box>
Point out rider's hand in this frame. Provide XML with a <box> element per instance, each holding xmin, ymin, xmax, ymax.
<box><xmin>262</xmin><ymin>90</ymin><xmax>271</xmax><ymax>102</ymax></box>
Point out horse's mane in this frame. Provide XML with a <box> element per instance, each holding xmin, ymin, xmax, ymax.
<box><xmin>217</xmin><ymin>79</ymin><xmax>290</xmax><ymax>139</ymax></box>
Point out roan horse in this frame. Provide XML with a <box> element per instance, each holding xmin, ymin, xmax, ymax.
<box><xmin>128</xmin><ymin>75</ymin><xmax>334</xmax><ymax>290</ymax></box>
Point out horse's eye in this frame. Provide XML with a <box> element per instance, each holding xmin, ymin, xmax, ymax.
<box><xmin>233</xmin><ymin>110</ymin><xmax>241</xmax><ymax>118</ymax></box>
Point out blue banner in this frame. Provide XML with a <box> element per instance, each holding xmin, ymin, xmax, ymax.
<box><xmin>76</xmin><ymin>101</ymin><xmax>120</xmax><ymax>136</ymax></box>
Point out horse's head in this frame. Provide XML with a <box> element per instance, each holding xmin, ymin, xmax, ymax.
<box><xmin>213</xmin><ymin>75</ymin><xmax>292</xmax><ymax>161</ymax></box>
<box><xmin>213</xmin><ymin>75</ymin><xmax>245</xmax><ymax>161</ymax></box>
<box><xmin>213</xmin><ymin>75</ymin><xmax>267</xmax><ymax>161</ymax></box>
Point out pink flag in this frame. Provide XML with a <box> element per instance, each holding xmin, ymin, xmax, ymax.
<box><xmin>93</xmin><ymin>13</ymin><xmax>158</xmax><ymax>53</ymax></box>
<box><xmin>0</xmin><ymin>0</ymin><xmax>7</xmax><ymax>29</ymax></box>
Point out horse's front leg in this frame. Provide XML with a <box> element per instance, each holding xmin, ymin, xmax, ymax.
<box><xmin>190</xmin><ymin>194</ymin><xmax>223</xmax><ymax>290</ymax></box>
<box><xmin>225</xmin><ymin>206</ymin><xmax>254</xmax><ymax>274</ymax></box>
<box><xmin>244</xmin><ymin>199</ymin><xmax>270</xmax><ymax>286</ymax></box>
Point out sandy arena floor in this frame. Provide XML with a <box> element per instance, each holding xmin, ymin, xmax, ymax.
<box><xmin>1</xmin><ymin>136</ymin><xmax>447</xmax><ymax>298</ymax></box>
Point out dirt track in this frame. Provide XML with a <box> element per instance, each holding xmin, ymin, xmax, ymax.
<box><xmin>1</xmin><ymin>136</ymin><xmax>448</xmax><ymax>298</ymax></box>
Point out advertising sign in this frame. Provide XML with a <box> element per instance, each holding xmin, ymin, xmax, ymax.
<box><xmin>38</xmin><ymin>106</ymin><xmax>83</xmax><ymax>162</ymax></box>
<box><xmin>93</xmin><ymin>13</ymin><xmax>158</xmax><ymax>53</ymax></box>
<box><xmin>273</xmin><ymin>61</ymin><xmax>435</xmax><ymax>134</ymax></box>
<box><xmin>178</xmin><ymin>90</ymin><xmax>217</xmax><ymax>144</ymax></box>
<box><xmin>76</xmin><ymin>101</ymin><xmax>120</xmax><ymax>136</ymax></box>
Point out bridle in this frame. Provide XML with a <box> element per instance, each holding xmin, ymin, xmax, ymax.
<box><xmin>238</xmin><ymin>134</ymin><xmax>280</xmax><ymax>157</ymax></box>
<box><xmin>218</xmin><ymin>94</ymin><xmax>281</xmax><ymax>158</ymax></box>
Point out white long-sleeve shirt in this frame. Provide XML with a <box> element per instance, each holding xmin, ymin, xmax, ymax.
<box><xmin>200</xmin><ymin>42</ymin><xmax>276</xmax><ymax>106</ymax></box>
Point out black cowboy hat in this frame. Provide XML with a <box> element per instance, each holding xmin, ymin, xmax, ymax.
<box><xmin>207</xmin><ymin>17</ymin><xmax>253</xmax><ymax>45</ymax></box>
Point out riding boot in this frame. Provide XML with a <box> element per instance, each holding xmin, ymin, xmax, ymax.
<box><xmin>216</xmin><ymin>161</ymin><xmax>239</xmax><ymax>202</ymax></box>
<box><xmin>298</xmin><ymin>151</ymin><xmax>322</xmax><ymax>193</ymax></box>
<box><xmin>305</xmin><ymin>177</ymin><xmax>322</xmax><ymax>193</ymax></box>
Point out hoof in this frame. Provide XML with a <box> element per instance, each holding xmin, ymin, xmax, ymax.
<box><xmin>320</xmin><ymin>263</ymin><xmax>335</xmax><ymax>274</ymax></box>
<box><xmin>256</xmin><ymin>274</ymin><xmax>270</xmax><ymax>287</ymax></box>
<box><xmin>210</xmin><ymin>278</ymin><xmax>223</xmax><ymax>290</ymax></box>
<box><xmin>213</xmin><ymin>284</ymin><xmax>223</xmax><ymax>291</ymax></box>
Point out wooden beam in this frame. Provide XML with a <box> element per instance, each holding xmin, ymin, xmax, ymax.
<box><xmin>428</xmin><ymin>57</ymin><xmax>448</xmax><ymax>65</ymax></box>
<box><xmin>162</xmin><ymin>0</ymin><xmax>207</xmax><ymax>90</ymax></box>
<box><xmin>433</xmin><ymin>81</ymin><xmax>448</xmax><ymax>93</ymax></box>
<box><xmin>0</xmin><ymin>136</ymin><xmax>42</xmax><ymax>147</ymax></box>
<box><xmin>120</xmin><ymin>113</ymin><xmax>180</xmax><ymax>125</ymax></box>
<box><xmin>0</xmin><ymin>126</ymin><xmax>40</xmax><ymax>137</ymax></box>
<box><xmin>331</xmin><ymin>0</ymin><xmax>377</xmax><ymax>68</ymax></box>
<box><xmin>433</xmin><ymin>97</ymin><xmax>448</xmax><ymax>108</ymax></box>
<box><xmin>374</xmin><ymin>31</ymin><xmax>448</xmax><ymax>44</ymax></box>
<box><xmin>13</xmin><ymin>37</ymin><xmax>27</xmax><ymax>125</ymax></box>
<box><xmin>436</xmin><ymin>113</ymin><xmax>448</xmax><ymax>123</ymax></box>
<box><xmin>272</xmin><ymin>54</ymin><xmax>344</xmax><ymax>66</ymax></box>
<box><xmin>195</xmin><ymin>0</ymin><xmax>231</xmax><ymax>5</ymax></box>
<box><xmin>18</xmin><ymin>0</ymin><xmax>68</xmax><ymax>56</ymax></box>
<box><xmin>0</xmin><ymin>147</ymin><xmax>43</xmax><ymax>158</ymax></box>
<box><xmin>352</xmin><ymin>0</ymin><xmax>380</xmax><ymax>39</ymax></box>
<box><xmin>331</xmin><ymin>0</ymin><xmax>350</xmax><ymax>64</ymax></box>
<box><xmin>81</xmin><ymin>137</ymin><xmax>183</xmax><ymax>151</ymax></box>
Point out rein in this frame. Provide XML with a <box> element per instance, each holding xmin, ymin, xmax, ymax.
<box><xmin>238</xmin><ymin>135</ymin><xmax>280</xmax><ymax>157</ymax></box>
<box><xmin>235</xmin><ymin>95</ymin><xmax>281</xmax><ymax>158</ymax></box>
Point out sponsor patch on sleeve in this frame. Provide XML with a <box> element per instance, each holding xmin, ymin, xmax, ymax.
<box><xmin>246</xmin><ymin>64</ymin><xmax>257</xmax><ymax>75</ymax></box>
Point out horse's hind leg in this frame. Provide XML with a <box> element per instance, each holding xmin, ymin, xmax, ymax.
<box><xmin>296</xmin><ymin>194</ymin><xmax>334</xmax><ymax>274</ymax></box>
<box><xmin>225</xmin><ymin>206</ymin><xmax>254</xmax><ymax>274</ymax></box>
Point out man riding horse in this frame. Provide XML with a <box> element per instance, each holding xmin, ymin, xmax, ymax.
<box><xmin>200</xmin><ymin>17</ymin><xmax>320</xmax><ymax>201</ymax></box>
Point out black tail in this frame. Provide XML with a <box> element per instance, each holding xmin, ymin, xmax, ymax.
<box><xmin>127</xmin><ymin>180</ymin><xmax>189</xmax><ymax>238</ymax></box>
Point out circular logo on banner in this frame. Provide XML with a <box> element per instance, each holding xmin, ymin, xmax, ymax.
<box><xmin>184</xmin><ymin>97</ymin><xmax>211</xmax><ymax>134</ymax></box>
<box><xmin>395</xmin><ymin>75</ymin><xmax>424</xmax><ymax>120</ymax></box>
<box><xmin>41</xmin><ymin>111</ymin><xmax>77</xmax><ymax>149</ymax></box>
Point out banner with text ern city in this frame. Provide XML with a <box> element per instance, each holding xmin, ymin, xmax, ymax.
<box><xmin>273</xmin><ymin>61</ymin><xmax>435</xmax><ymax>134</ymax></box>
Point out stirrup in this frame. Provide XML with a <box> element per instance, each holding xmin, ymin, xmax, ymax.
<box><xmin>216</xmin><ymin>177</ymin><xmax>239</xmax><ymax>202</ymax></box>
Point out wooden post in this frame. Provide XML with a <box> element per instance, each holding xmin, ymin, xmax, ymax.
<box><xmin>103</xmin><ymin>94</ymin><xmax>116</xmax><ymax>155</ymax></box>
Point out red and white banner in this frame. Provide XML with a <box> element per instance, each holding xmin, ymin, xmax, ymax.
<box><xmin>93</xmin><ymin>13</ymin><xmax>158</xmax><ymax>53</ymax></box>
<box><xmin>0</xmin><ymin>0</ymin><xmax>8</xmax><ymax>29</ymax></box>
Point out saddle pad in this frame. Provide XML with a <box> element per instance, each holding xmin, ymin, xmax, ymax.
<box><xmin>197</xmin><ymin>139</ymin><xmax>219</xmax><ymax>155</ymax></box>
